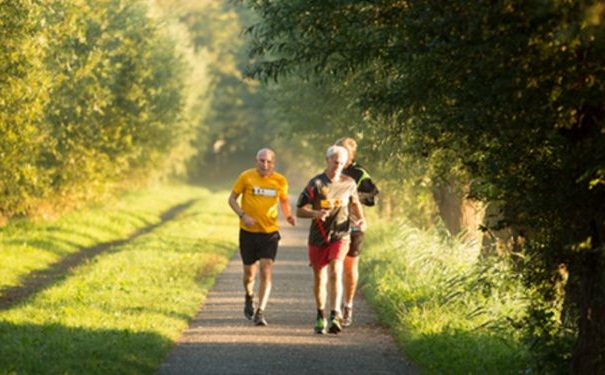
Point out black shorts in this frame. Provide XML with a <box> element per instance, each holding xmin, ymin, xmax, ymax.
<box><xmin>347</xmin><ymin>231</ymin><xmax>365</xmax><ymax>257</ymax></box>
<box><xmin>239</xmin><ymin>229</ymin><xmax>281</xmax><ymax>265</ymax></box>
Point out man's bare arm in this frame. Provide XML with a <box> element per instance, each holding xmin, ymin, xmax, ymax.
<box><xmin>296</xmin><ymin>205</ymin><xmax>329</xmax><ymax>221</ymax></box>
<box><xmin>279</xmin><ymin>197</ymin><xmax>296</xmax><ymax>226</ymax></box>
<box><xmin>228</xmin><ymin>191</ymin><xmax>256</xmax><ymax>227</ymax></box>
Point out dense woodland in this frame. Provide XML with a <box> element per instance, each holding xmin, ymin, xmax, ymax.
<box><xmin>2</xmin><ymin>0</ymin><xmax>604</xmax><ymax>373</ymax></box>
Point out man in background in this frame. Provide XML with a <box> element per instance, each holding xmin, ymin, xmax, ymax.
<box><xmin>335</xmin><ymin>137</ymin><xmax>379</xmax><ymax>327</ymax></box>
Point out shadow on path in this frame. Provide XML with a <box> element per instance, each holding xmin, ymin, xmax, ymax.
<box><xmin>0</xmin><ymin>200</ymin><xmax>197</xmax><ymax>311</ymax></box>
<box><xmin>158</xmin><ymin>222</ymin><xmax>418</xmax><ymax>374</ymax></box>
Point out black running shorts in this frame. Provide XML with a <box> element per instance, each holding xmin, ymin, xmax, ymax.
<box><xmin>347</xmin><ymin>231</ymin><xmax>365</xmax><ymax>257</ymax></box>
<box><xmin>239</xmin><ymin>229</ymin><xmax>281</xmax><ymax>265</ymax></box>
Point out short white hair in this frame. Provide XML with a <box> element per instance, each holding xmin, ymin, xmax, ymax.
<box><xmin>326</xmin><ymin>145</ymin><xmax>348</xmax><ymax>160</ymax></box>
<box><xmin>256</xmin><ymin>148</ymin><xmax>275</xmax><ymax>160</ymax></box>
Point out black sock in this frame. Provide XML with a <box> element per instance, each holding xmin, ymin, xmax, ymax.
<box><xmin>317</xmin><ymin>309</ymin><xmax>325</xmax><ymax>319</ymax></box>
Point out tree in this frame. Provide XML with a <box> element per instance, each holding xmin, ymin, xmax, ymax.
<box><xmin>42</xmin><ymin>0</ymin><xmax>191</xmax><ymax>194</ymax></box>
<box><xmin>238</xmin><ymin>0</ymin><xmax>605</xmax><ymax>371</ymax></box>
<box><xmin>0</xmin><ymin>0</ymin><xmax>210</xmax><ymax>217</ymax></box>
<box><xmin>0</xmin><ymin>0</ymin><xmax>53</xmax><ymax>215</ymax></box>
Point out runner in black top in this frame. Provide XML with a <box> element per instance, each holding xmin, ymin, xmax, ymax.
<box><xmin>335</xmin><ymin>137</ymin><xmax>379</xmax><ymax>327</ymax></box>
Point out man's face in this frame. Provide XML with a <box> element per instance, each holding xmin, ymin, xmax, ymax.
<box><xmin>256</xmin><ymin>151</ymin><xmax>275</xmax><ymax>176</ymax></box>
<box><xmin>326</xmin><ymin>151</ymin><xmax>347</xmax><ymax>176</ymax></box>
<box><xmin>343</xmin><ymin>145</ymin><xmax>354</xmax><ymax>167</ymax></box>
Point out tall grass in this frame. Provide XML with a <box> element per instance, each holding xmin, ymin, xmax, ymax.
<box><xmin>0</xmin><ymin>184</ymin><xmax>237</xmax><ymax>374</ymax></box>
<box><xmin>361</xmin><ymin>219</ymin><xmax>531</xmax><ymax>374</ymax></box>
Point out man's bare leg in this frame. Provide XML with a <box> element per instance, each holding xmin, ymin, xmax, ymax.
<box><xmin>257</xmin><ymin>258</ymin><xmax>273</xmax><ymax>311</ymax></box>
<box><xmin>327</xmin><ymin>259</ymin><xmax>344</xmax><ymax>334</ymax></box>
<box><xmin>313</xmin><ymin>266</ymin><xmax>328</xmax><ymax>333</ymax></box>
<box><xmin>243</xmin><ymin>262</ymin><xmax>257</xmax><ymax>296</ymax></box>
<box><xmin>343</xmin><ymin>255</ymin><xmax>359</xmax><ymax>306</ymax></box>
<box><xmin>250</xmin><ymin>258</ymin><xmax>273</xmax><ymax>326</ymax></box>
<box><xmin>314</xmin><ymin>266</ymin><xmax>328</xmax><ymax>311</ymax></box>
<box><xmin>343</xmin><ymin>255</ymin><xmax>359</xmax><ymax>326</ymax></box>
<box><xmin>243</xmin><ymin>262</ymin><xmax>257</xmax><ymax>319</ymax></box>
<box><xmin>328</xmin><ymin>259</ymin><xmax>344</xmax><ymax>315</ymax></box>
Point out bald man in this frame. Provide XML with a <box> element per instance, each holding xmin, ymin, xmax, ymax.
<box><xmin>228</xmin><ymin>148</ymin><xmax>296</xmax><ymax>326</ymax></box>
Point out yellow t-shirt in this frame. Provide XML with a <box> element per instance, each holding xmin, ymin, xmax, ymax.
<box><xmin>232</xmin><ymin>168</ymin><xmax>289</xmax><ymax>233</ymax></box>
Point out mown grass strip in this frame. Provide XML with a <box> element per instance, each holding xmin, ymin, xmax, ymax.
<box><xmin>0</xmin><ymin>184</ymin><xmax>210</xmax><ymax>293</ymax></box>
<box><xmin>0</xmin><ymin>199</ymin><xmax>198</xmax><ymax>310</ymax></box>
<box><xmin>0</xmin><ymin>184</ymin><xmax>238</xmax><ymax>374</ymax></box>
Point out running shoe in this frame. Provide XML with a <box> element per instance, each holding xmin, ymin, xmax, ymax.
<box><xmin>342</xmin><ymin>306</ymin><xmax>353</xmax><ymax>327</ymax></box>
<box><xmin>254</xmin><ymin>309</ymin><xmax>268</xmax><ymax>326</ymax></box>
<box><xmin>328</xmin><ymin>314</ymin><xmax>342</xmax><ymax>334</ymax></box>
<box><xmin>314</xmin><ymin>317</ymin><xmax>327</xmax><ymax>334</ymax></box>
<box><xmin>244</xmin><ymin>294</ymin><xmax>254</xmax><ymax>320</ymax></box>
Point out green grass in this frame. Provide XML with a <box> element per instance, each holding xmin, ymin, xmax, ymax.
<box><xmin>0</xmin><ymin>184</ymin><xmax>238</xmax><ymax>374</ymax></box>
<box><xmin>0</xmin><ymin>184</ymin><xmax>214</xmax><ymax>291</ymax></box>
<box><xmin>1</xmin><ymin>183</ymin><xmax>535</xmax><ymax>374</ymax></box>
<box><xmin>361</xmin><ymin>218</ymin><xmax>531</xmax><ymax>374</ymax></box>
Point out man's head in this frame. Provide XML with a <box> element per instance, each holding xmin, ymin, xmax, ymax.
<box><xmin>335</xmin><ymin>137</ymin><xmax>357</xmax><ymax>167</ymax></box>
<box><xmin>256</xmin><ymin>148</ymin><xmax>276</xmax><ymax>177</ymax></box>
<box><xmin>325</xmin><ymin>145</ymin><xmax>348</xmax><ymax>178</ymax></box>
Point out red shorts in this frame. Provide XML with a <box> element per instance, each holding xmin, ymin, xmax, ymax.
<box><xmin>308</xmin><ymin>240</ymin><xmax>350</xmax><ymax>271</ymax></box>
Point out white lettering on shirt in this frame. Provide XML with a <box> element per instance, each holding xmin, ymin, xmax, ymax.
<box><xmin>252</xmin><ymin>186</ymin><xmax>277</xmax><ymax>197</ymax></box>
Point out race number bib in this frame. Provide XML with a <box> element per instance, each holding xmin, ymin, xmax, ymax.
<box><xmin>252</xmin><ymin>186</ymin><xmax>277</xmax><ymax>197</ymax></box>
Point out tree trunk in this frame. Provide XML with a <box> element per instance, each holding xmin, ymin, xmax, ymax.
<box><xmin>379</xmin><ymin>194</ymin><xmax>392</xmax><ymax>219</ymax></box>
<box><xmin>432</xmin><ymin>183</ymin><xmax>484</xmax><ymax>250</ymax></box>
<box><xmin>570</xmin><ymin>248</ymin><xmax>605</xmax><ymax>374</ymax></box>
<box><xmin>479</xmin><ymin>202</ymin><xmax>518</xmax><ymax>257</ymax></box>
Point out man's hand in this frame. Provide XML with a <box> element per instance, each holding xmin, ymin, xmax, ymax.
<box><xmin>241</xmin><ymin>214</ymin><xmax>257</xmax><ymax>228</ymax></box>
<box><xmin>355</xmin><ymin>218</ymin><xmax>367</xmax><ymax>232</ymax></box>
<box><xmin>316</xmin><ymin>209</ymin><xmax>330</xmax><ymax>221</ymax></box>
<box><xmin>286</xmin><ymin>215</ymin><xmax>296</xmax><ymax>226</ymax></box>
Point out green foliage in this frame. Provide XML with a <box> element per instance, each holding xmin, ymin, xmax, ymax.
<box><xmin>362</xmin><ymin>219</ymin><xmax>530</xmax><ymax>373</ymax></box>
<box><xmin>147</xmin><ymin>0</ymin><xmax>218</xmax><ymax>179</ymax></box>
<box><xmin>171</xmin><ymin>2</ymin><xmax>272</xmax><ymax>183</ymax></box>
<box><xmin>239</xmin><ymin>0</ymin><xmax>605</xmax><ymax>369</ymax></box>
<box><xmin>0</xmin><ymin>0</ymin><xmax>216</xmax><ymax>218</ymax></box>
<box><xmin>43</xmin><ymin>0</ymin><xmax>189</xmax><ymax>192</ymax></box>
<box><xmin>0</xmin><ymin>0</ymin><xmax>53</xmax><ymax>215</ymax></box>
<box><xmin>240</xmin><ymin>0</ymin><xmax>605</xmax><ymax>229</ymax></box>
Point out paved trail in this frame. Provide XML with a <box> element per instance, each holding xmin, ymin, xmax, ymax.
<box><xmin>158</xmin><ymin>222</ymin><xmax>417</xmax><ymax>375</ymax></box>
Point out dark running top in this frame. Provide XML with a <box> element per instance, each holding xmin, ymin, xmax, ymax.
<box><xmin>343</xmin><ymin>161</ymin><xmax>379</xmax><ymax>206</ymax></box>
<box><xmin>296</xmin><ymin>172</ymin><xmax>359</xmax><ymax>246</ymax></box>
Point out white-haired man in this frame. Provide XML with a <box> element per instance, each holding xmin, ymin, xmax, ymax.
<box><xmin>296</xmin><ymin>145</ymin><xmax>366</xmax><ymax>334</ymax></box>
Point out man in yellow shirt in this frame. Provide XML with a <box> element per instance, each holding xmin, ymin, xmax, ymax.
<box><xmin>228</xmin><ymin>148</ymin><xmax>296</xmax><ymax>326</ymax></box>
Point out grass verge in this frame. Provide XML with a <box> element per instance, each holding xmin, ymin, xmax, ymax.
<box><xmin>361</xmin><ymin>219</ymin><xmax>532</xmax><ymax>374</ymax></box>
<box><xmin>0</xmin><ymin>184</ymin><xmax>238</xmax><ymax>374</ymax></box>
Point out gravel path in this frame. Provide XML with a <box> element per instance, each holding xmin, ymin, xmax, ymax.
<box><xmin>157</xmin><ymin>223</ymin><xmax>418</xmax><ymax>374</ymax></box>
